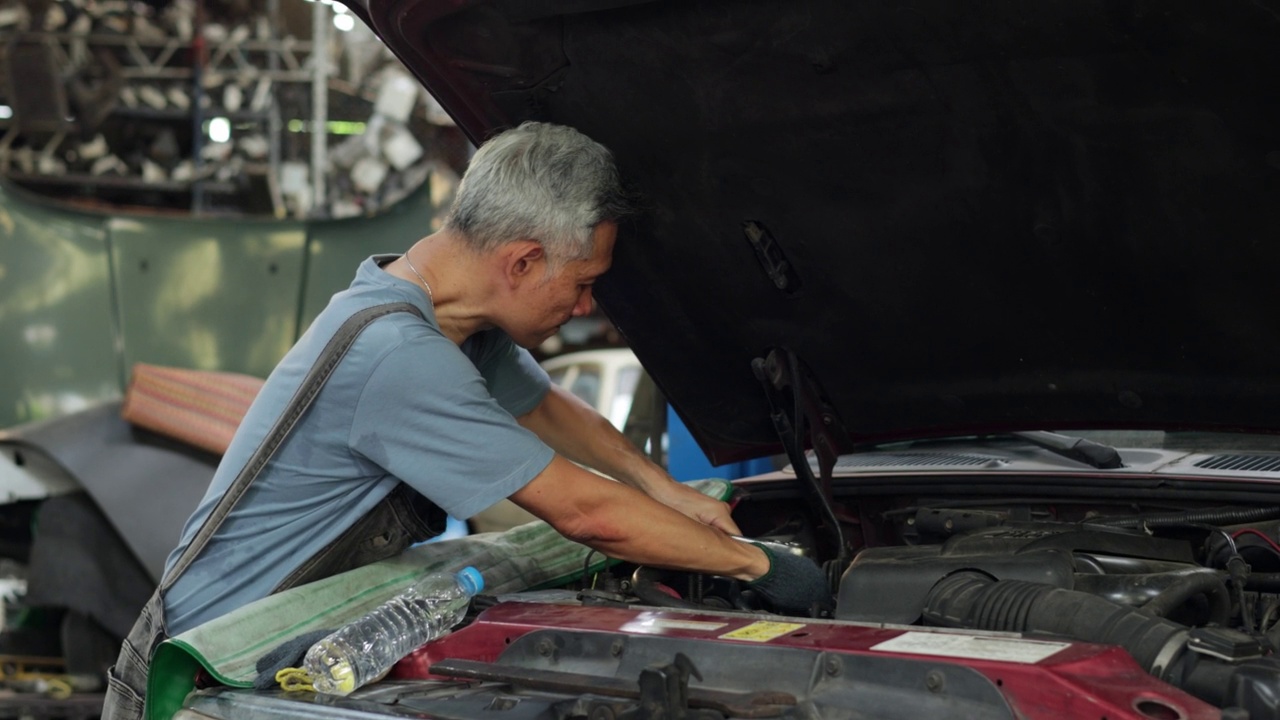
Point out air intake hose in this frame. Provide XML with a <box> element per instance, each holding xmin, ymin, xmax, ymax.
<box><xmin>922</xmin><ymin>571</ymin><xmax>1280</xmax><ymax>713</ymax></box>
<box><xmin>922</xmin><ymin>571</ymin><xmax>1188</xmax><ymax>676</ymax></box>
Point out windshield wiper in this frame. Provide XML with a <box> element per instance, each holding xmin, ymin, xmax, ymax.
<box><xmin>1011</xmin><ymin>430</ymin><xmax>1124</xmax><ymax>469</ymax></box>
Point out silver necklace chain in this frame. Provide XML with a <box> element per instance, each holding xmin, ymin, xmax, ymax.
<box><xmin>403</xmin><ymin>250</ymin><xmax>435</xmax><ymax>307</ymax></box>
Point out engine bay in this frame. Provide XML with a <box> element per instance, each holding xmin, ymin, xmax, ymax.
<box><xmin>579</xmin><ymin>480</ymin><xmax>1280</xmax><ymax>718</ymax></box>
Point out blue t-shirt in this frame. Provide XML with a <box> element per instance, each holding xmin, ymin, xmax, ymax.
<box><xmin>162</xmin><ymin>255</ymin><xmax>554</xmax><ymax>634</ymax></box>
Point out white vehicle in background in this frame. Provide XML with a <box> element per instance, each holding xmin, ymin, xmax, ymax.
<box><xmin>540</xmin><ymin>348</ymin><xmax>642</xmax><ymax>431</ymax></box>
<box><xmin>468</xmin><ymin>348</ymin><xmax>645</xmax><ymax>535</ymax></box>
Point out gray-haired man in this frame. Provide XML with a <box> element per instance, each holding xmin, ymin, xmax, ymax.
<box><xmin>104</xmin><ymin>121</ymin><xmax>827</xmax><ymax>720</ymax></box>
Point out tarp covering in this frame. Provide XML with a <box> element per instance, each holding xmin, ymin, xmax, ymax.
<box><xmin>0</xmin><ymin>402</ymin><xmax>218</xmax><ymax>583</ymax></box>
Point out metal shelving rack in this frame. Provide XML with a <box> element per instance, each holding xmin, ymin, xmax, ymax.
<box><xmin>0</xmin><ymin>11</ymin><xmax>325</xmax><ymax>215</ymax></box>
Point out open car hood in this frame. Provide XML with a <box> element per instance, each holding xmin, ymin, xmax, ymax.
<box><xmin>350</xmin><ymin>0</ymin><xmax>1280</xmax><ymax>463</ymax></box>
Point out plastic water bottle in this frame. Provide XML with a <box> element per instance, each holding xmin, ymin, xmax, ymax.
<box><xmin>304</xmin><ymin>566</ymin><xmax>484</xmax><ymax>695</ymax></box>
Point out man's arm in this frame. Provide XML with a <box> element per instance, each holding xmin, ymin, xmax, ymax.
<box><xmin>518</xmin><ymin>384</ymin><xmax>740</xmax><ymax>534</ymax></box>
<box><xmin>510</xmin><ymin>454</ymin><xmax>768</xmax><ymax>579</ymax></box>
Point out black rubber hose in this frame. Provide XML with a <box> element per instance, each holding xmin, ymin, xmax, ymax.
<box><xmin>1073</xmin><ymin>570</ymin><xmax>1231</xmax><ymax>625</ymax></box>
<box><xmin>1245</xmin><ymin>573</ymin><xmax>1280</xmax><ymax>593</ymax></box>
<box><xmin>1094</xmin><ymin>506</ymin><xmax>1280</xmax><ymax>529</ymax></box>
<box><xmin>922</xmin><ymin>572</ymin><xmax>1187</xmax><ymax>675</ymax></box>
<box><xmin>1140</xmin><ymin>572</ymin><xmax>1232</xmax><ymax>626</ymax></box>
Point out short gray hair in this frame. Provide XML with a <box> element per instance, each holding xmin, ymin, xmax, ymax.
<box><xmin>443</xmin><ymin>122</ymin><xmax>631</xmax><ymax>267</ymax></box>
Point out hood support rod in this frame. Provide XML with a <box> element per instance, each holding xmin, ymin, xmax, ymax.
<box><xmin>752</xmin><ymin>348</ymin><xmax>850</xmax><ymax>571</ymax></box>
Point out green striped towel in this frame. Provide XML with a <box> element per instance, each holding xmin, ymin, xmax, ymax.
<box><xmin>146</xmin><ymin>479</ymin><xmax>733</xmax><ymax>720</ymax></box>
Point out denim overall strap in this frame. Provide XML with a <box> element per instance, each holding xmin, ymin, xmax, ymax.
<box><xmin>159</xmin><ymin>301</ymin><xmax>424</xmax><ymax>591</ymax></box>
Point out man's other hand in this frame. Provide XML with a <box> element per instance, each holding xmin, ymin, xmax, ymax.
<box><xmin>650</xmin><ymin>481</ymin><xmax>741</xmax><ymax>535</ymax></box>
<box><xmin>747</xmin><ymin>544</ymin><xmax>830</xmax><ymax>615</ymax></box>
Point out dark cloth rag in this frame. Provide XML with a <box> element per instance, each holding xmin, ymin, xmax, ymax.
<box><xmin>253</xmin><ymin>629</ymin><xmax>333</xmax><ymax>689</ymax></box>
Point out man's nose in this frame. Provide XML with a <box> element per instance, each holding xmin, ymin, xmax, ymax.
<box><xmin>572</xmin><ymin>287</ymin><xmax>595</xmax><ymax>317</ymax></box>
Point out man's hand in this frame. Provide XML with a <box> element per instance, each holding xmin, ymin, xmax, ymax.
<box><xmin>746</xmin><ymin>544</ymin><xmax>830</xmax><ymax>615</ymax></box>
<box><xmin>649</xmin><ymin>480</ymin><xmax>741</xmax><ymax>535</ymax></box>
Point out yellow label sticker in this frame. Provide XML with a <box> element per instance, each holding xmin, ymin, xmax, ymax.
<box><xmin>719</xmin><ymin>621</ymin><xmax>806</xmax><ymax>642</ymax></box>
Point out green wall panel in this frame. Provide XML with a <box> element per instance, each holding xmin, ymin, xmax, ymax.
<box><xmin>0</xmin><ymin>186</ymin><xmax>118</xmax><ymax>428</ymax></box>
<box><xmin>0</xmin><ymin>172</ymin><xmax>442</xmax><ymax>430</ymax></box>
<box><xmin>108</xmin><ymin>216</ymin><xmax>307</xmax><ymax>378</ymax></box>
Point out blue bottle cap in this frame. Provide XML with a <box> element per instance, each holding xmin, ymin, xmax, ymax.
<box><xmin>456</xmin><ymin>566</ymin><xmax>484</xmax><ymax>595</ymax></box>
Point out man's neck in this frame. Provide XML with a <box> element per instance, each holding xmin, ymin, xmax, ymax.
<box><xmin>385</xmin><ymin>231</ymin><xmax>494</xmax><ymax>345</ymax></box>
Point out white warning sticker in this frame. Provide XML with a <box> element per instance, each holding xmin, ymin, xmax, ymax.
<box><xmin>871</xmin><ymin>631</ymin><xmax>1069</xmax><ymax>664</ymax></box>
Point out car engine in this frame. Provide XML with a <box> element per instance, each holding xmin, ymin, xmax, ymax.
<box><xmin>603</xmin><ymin>492</ymin><xmax>1280</xmax><ymax>717</ymax></box>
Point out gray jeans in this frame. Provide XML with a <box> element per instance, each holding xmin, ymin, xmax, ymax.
<box><xmin>101</xmin><ymin>483</ymin><xmax>444</xmax><ymax>720</ymax></box>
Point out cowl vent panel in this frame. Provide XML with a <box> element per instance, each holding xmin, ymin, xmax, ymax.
<box><xmin>820</xmin><ymin>453</ymin><xmax>1007</xmax><ymax>470</ymax></box>
<box><xmin>1194</xmin><ymin>454</ymin><xmax>1280</xmax><ymax>473</ymax></box>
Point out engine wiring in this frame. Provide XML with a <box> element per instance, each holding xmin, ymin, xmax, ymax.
<box><xmin>1234</xmin><ymin>528</ymin><xmax>1280</xmax><ymax>557</ymax></box>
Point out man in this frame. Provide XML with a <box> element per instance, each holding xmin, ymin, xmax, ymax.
<box><xmin>104</xmin><ymin>121</ymin><xmax>827</xmax><ymax>719</ymax></box>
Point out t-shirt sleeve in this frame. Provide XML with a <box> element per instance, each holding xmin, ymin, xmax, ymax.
<box><xmin>470</xmin><ymin>330</ymin><xmax>551</xmax><ymax>418</ymax></box>
<box><xmin>349</xmin><ymin>335</ymin><xmax>555</xmax><ymax>520</ymax></box>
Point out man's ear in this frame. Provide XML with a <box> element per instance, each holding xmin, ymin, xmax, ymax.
<box><xmin>505</xmin><ymin>240</ymin><xmax>546</xmax><ymax>285</ymax></box>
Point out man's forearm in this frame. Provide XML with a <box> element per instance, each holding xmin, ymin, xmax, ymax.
<box><xmin>520</xmin><ymin>384</ymin><xmax>741</xmax><ymax>535</ymax></box>
<box><xmin>510</xmin><ymin>455</ymin><xmax>768</xmax><ymax>580</ymax></box>
<box><xmin>519</xmin><ymin>384</ymin><xmax>670</xmax><ymax>494</ymax></box>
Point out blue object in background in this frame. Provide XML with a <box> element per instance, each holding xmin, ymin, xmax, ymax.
<box><xmin>666</xmin><ymin>406</ymin><xmax>775</xmax><ymax>481</ymax></box>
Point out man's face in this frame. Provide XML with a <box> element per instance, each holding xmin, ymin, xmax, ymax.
<box><xmin>508</xmin><ymin>222</ymin><xmax>616</xmax><ymax>349</ymax></box>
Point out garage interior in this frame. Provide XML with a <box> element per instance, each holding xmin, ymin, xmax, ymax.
<box><xmin>0</xmin><ymin>0</ymin><xmax>662</xmax><ymax>712</ymax></box>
